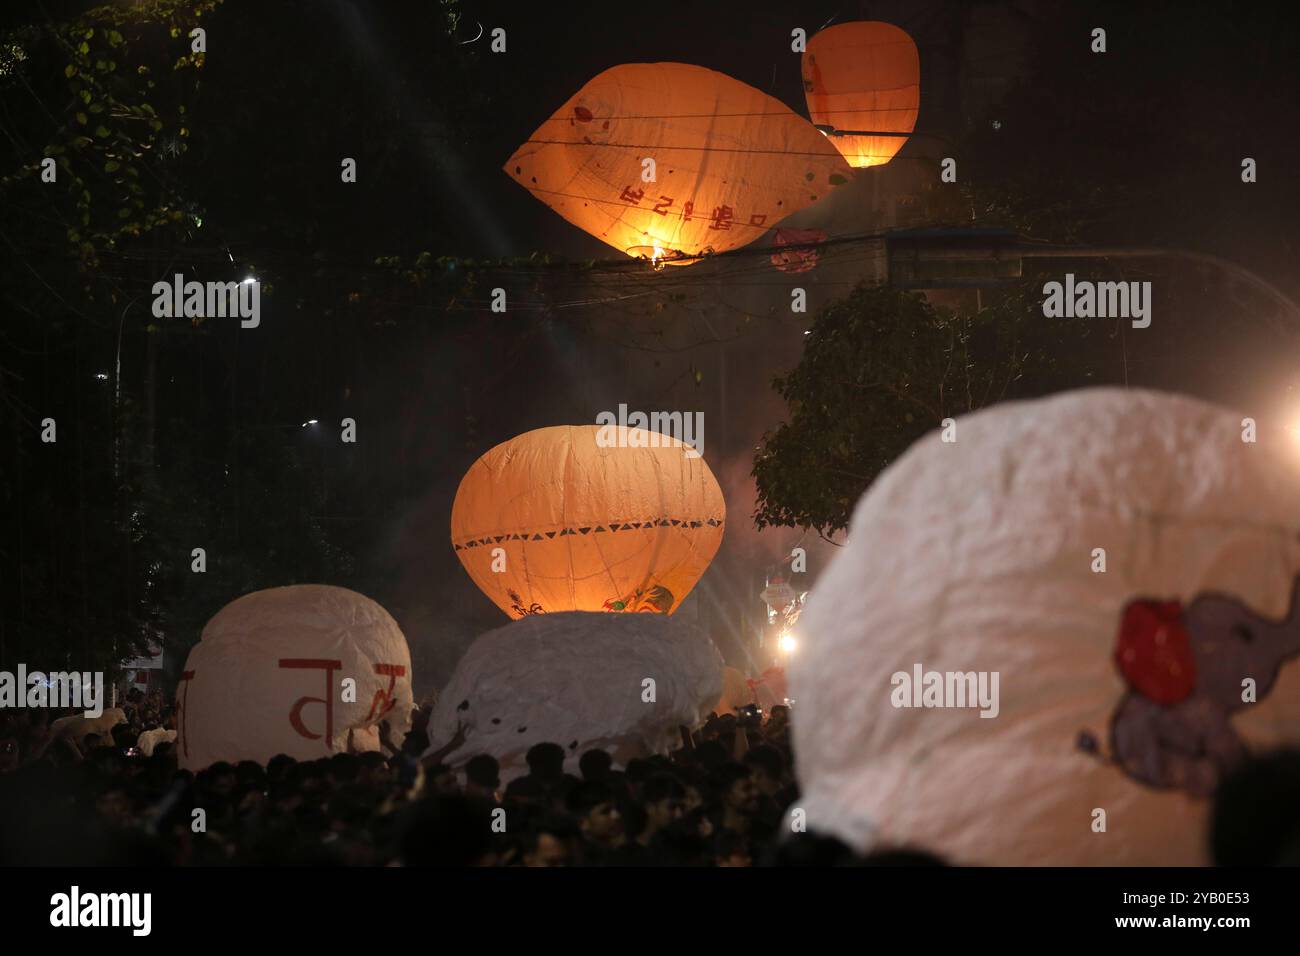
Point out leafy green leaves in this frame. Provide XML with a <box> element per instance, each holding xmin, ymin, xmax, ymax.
<box><xmin>5</xmin><ymin>2</ymin><xmax>218</xmax><ymax>255</ymax></box>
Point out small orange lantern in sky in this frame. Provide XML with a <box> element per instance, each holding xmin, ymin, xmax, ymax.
<box><xmin>802</xmin><ymin>21</ymin><xmax>920</xmax><ymax>168</ymax></box>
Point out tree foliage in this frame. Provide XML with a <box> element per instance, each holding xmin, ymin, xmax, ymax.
<box><xmin>753</xmin><ymin>282</ymin><xmax>1100</xmax><ymax>535</ymax></box>
<box><xmin>0</xmin><ymin>0</ymin><xmax>482</xmax><ymax>676</ymax></box>
<box><xmin>1</xmin><ymin>1</ymin><xmax>216</xmax><ymax>266</ymax></box>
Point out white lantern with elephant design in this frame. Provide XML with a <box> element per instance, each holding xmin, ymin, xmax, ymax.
<box><xmin>792</xmin><ymin>388</ymin><xmax>1300</xmax><ymax>865</ymax></box>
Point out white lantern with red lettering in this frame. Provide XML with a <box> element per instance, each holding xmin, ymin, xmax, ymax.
<box><xmin>176</xmin><ymin>585</ymin><xmax>414</xmax><ymax>771</ymax></box>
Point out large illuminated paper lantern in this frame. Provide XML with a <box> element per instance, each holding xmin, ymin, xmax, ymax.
<box><xmin>427</xmin><ymin>611</ymin><xmax>723</xmax><ymax>779</ymax></box>
<box><xmin>802</xmin><ymin>21</ymin><xmax>919</xmax><ymax>168</ymax></box>
<box><xmin>176</xmin><ymin>586</ymin><xmax>414</xmax><ymax>771</ymax></box>
<box><xmin>793</xmin><ymin>388</ymin><xmax>1300</xmax><ymax>865</ymax></box>
<box><xmin>452</xmin><ymin>424</ymin><xmax>725</xmax><ymax>618</ymax></box>
<box><xmin>505</xmin><ymin>63</ymin><xmax>852</xmax><ymax>264</ymax></box>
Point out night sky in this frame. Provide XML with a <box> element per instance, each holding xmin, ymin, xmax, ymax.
<box><xmin>3</xmin><ymin>0</ymin><xmax>1300</xmax><ymax>693</ymax></box>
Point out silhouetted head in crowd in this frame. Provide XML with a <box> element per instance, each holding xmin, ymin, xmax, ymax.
<box><xmin>94</xmin><ymin>785</ymin><xmax>133</xmax><ymax>829</ymax></box>
<box><xmin>578</xmin><ymin>748</ymin><xmax>612</xmax><ymax>782</ymax></box>
<box><xmin>266</xmin><ymin>754</ymin><xmax>295</xmax><ymax>782</ymax></box>
<box><xmin>712</xmin><ymin>763</ymin><xmax>760</xmax><ymax>817</ymax></box>
<box><xmin>521</xmin><ymin>814</ymin><xmax>580</xmax><ymax>867</ymax></box>
<box><xmin>357</xmin><ymin>751</ymin><xmax>389</xmax><ymax>783</ymax></box>
<box><xmin>566</xmin><ymin>780</ymin><xmax>623</xmax><ymax>849</ymax></box>
<box><xmin>204</xmin><ymin>762</ymin><xmax>237</xmax><ymax>797</ymax></box>
<box><xmin>1211</xmin><ymin>748</ymin><xmax>1300</xmax><ymax>866</ymax></box>
<box><xmin>399</xmin><ymin>795</ymin><xmax>498</xmax><ymax>866</ymax></box>
<box><xmin>640</xmin><ymin>773</ymin><xmax>686</xmax><ymax>839</ymax></box>
<box><xmin>424</xmin><ymin>763</ymin><xmax>460</xmax><ymax>796</ymax></box>
<box><xmin>525</xmin><ymin>742</ymin><xmax>566</xmax><ymax>783</ymax></box>
<box><xmin>327</xmin><ymin>753</ymin><xmax>360</xmax><ymax>785</ymax></box>
<box><xmin>681</xmin><ymin>778</ymin><xmax>705</xmax><ymax>814</ymax></box>
<box><xmin>464</xmin><ymin>754</ymin><xmax>500</xmax><ymax>798</ymax></box>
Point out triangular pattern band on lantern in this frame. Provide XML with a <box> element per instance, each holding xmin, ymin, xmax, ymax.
<box><xmin>453</xmin><ymin>516</ymin><xmax>725</xmax><ymax>549</ymax></box>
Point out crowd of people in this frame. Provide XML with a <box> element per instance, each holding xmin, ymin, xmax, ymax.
<box><xmin>5</xmin><ymin>686</ymin><xmax>1298</xmax><ymax>866</ymax></box>
<box><xmin>0</xmin><ymin>689</ymin><xmax>894</xmax><ymax>866</ymax></box>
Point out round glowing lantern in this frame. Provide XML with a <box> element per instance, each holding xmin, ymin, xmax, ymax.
<box><xmin>793</xmin><ymin>388</ymin><xmax>1300</xmax><ymax>865</ymax></box>
<box><xmin>505</xmin><ymin>63</ymin><xmax>852</xmax><ymax>264</ymax></box>
<box><xmin>802</xmin><ymin>21</ymin><xmax>919</xmax><ymax>168</ymax></box>
<box><xmin>451</xmin><ymin>424</ymin><xmax>725</xmax><ymax>619</ymax></box>
<box><xmin>175</xmin><ymin>585</ymin><xmax>414</xmax><ymax>771</ymax></box>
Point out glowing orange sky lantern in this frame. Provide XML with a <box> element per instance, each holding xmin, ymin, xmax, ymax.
<box><xmin>451</xmin><ymin>425</ymin><xmax>725</xmax><ymax>618</ymax></box>
<box><xmin>802</xmin><ymin>22</ymin><xmax>919</xmax><ymax>168</ymax></box>
<box><xmin>505</xmin><ymin>63</ymin><xmax>852</xmax><ymax>264</ymax></box>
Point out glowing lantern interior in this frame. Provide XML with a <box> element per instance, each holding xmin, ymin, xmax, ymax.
<box><xmin>505</xmin><ymin>62</ymin><xmax>852</xmax><ymax>263</ymax></box>
<box><xmin>802</xmin><ymin>21</ymin><xmax>920</xmax><ymax>168</ymax></box>
<box><xmin>451</xmin><ymin>425</ymin><xmax>725</xmax><ymax>618</ymax></box>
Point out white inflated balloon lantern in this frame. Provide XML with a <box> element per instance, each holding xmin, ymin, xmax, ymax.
<box><xmin>176</xmin><ymin>585</ymin><xmax>414</xmax><ymax>771</ymax></box>
<box><xmin>428</xmin><ymin>611</ymin><xmax>723</xmax><ymax>779</ymax></box>
<box><xmin>793</xmin><ymin>388</ymin><xmax>1300</xmax><ymax>865</ymax></box>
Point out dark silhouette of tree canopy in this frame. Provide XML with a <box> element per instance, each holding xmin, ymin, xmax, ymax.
<box><xmin>752</xmin><ymin>282</ymin><xmax>1096</xmax><ymax>536</ymax></box>
<box><xmin>0</xmin><ymin>0</ymin><xmax>488</xmax><ymax>674</ymax></box>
